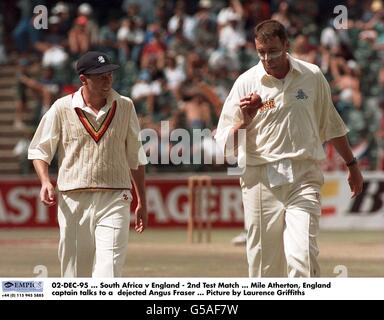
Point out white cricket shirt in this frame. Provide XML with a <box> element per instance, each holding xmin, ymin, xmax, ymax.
<box><xmin>28</xmin><ymin>87</ymin><xmax>147</xmax><ymax>191</ymax></box>
<box><xmin>215</xmin><ymin>54</ymin><xmax>348</xmax><ymax>167</ymax></box>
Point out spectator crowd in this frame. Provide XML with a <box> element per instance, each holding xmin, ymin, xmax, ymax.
<box><xmin>1</xmin><ymin>0</ymin><xmax>384</xmax><ymax>173</ymax></box>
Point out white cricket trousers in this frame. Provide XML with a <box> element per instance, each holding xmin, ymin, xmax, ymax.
<box><xmin>57</xmin><ymin>190</ymin><xmax>132</xmax><ymax>277</ymax></box>
<box><xmin>240</xmin><ymin>160</ymin><xmax>323</xmax><ymax>277</ymax></box>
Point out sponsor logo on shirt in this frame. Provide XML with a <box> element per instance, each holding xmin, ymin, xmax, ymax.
<box><xmin>259</xmin><ymin>99</ymin><xmax>276</xmax><ymax>113</ymax></box>
<box><xmin>295</xmin><ymin>89</ymin><xmax>308</xmax><ymax>100</ymax></box>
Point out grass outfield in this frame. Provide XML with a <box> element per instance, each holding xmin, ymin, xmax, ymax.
<box><xmin>0</xmin><ymin>228</ymin><xmax>382</xmax><ymax>277</ymax></box>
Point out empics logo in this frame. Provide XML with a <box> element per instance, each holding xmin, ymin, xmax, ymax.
<box><xmin>2</xmin><ymin>281</ymin><xmax>43</xmax><ymax>292</ymax></box>
<box><xmin>3</xmin><ymin>281</ymin><xmax>14</xmax><ymax>289</ymax></box>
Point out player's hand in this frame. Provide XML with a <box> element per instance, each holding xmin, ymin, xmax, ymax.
<box><xmin>239</xmin><ymin>92</ymin><xmax>263</xmax><ymax>127</ymax></box>
<box><xmin>40</xmin><ymin>182</ymin><xmax>56</xmax><ymax>207</ymax></box>
<box><xmin>347</xmin><ymin>165</ymin><xmax>363</xmax><ymax>198</ymax></box>
<box><xmin>134</xmin><ymin>205</ymin><xmax>148</xmax><ymax>233</ymax></box>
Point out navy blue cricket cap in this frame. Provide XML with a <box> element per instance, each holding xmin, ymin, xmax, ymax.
<box><xmin>76</xmin><ymin>51</ymin><xmax>120</xmax><ymax>75</ymax></box>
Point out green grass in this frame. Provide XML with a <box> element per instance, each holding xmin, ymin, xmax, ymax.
<box><xmin>0</xmin><ymin>229</ymin><xmax>382</xmax><ymax>277</ymax></box>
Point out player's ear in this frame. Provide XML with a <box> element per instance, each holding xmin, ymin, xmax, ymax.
<box><xmin>284</xmin><ymin>40</ymin><xmax>290</xmax><ymax>52</ymax></box>
<box><xmin>79</xmin><ymin>74</ymin><xmax>87</xmax><ymax>85</ymax></box>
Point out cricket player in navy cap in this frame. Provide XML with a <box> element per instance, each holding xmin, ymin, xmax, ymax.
<box><xmin>29</xmin><ymin>51</ymin><xmax>148</xmax><ymax>277</ymax></box>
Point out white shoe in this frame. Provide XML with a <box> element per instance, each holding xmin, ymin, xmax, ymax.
<box><xmin>231</xmin><ymin>232</ymin><xmax>247</xmax><ymax>246</ymax></box>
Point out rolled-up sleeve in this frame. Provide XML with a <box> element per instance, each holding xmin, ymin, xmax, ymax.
<box><xmin>126</xmin><ymin>101</ymin><xmax>148</xmax><ymax>169</ymax></box>
<box><xmin>28</xmin><ymin>103</ymin><xmax>61</xmax><ymax>165</ymax></box>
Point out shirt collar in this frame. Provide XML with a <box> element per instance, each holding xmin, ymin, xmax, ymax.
<box><xmin>71</xmin><ymin>86</ymin><xmax>118</xmax><ymax>111</ymax></box>
<box><xmin>288</xmin><ymin>54</ymin><xmax>303</xmax><ymax>74</ymax></box>
<box><xmin>256</xmin><ymin>53</ymin><xmax>303</xmax><ymax>81</ymax></box>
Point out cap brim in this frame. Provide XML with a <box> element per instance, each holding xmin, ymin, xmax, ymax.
<box><xmin>82</xmin><ymin>64</ymin><xmax>120</xmax><ymax>75</ymax></box>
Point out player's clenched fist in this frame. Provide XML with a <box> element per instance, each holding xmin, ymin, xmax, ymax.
<box><xmin>239</xmin><ymin>92</ymin><xmax>263</xmax><ymax>126</ymax></box>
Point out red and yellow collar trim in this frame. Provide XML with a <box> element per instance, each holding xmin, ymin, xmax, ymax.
<box><xmin>75</xmin><ymin>101</ymin><xmax>117</xmax><ymax>143</ymax></box>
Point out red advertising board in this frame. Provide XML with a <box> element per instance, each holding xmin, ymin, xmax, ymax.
<box><xmin>2</xmin><ymin>172</ymin><xmax>384</xmax><ymax>230</ymax></box>
<box><xmin>0</xmin><ymin>177</ymin><xmax>244</xmax><ymax>228</ymax></box>
<box><xmin>0</xmin><ymin>178</ymin><xmax>57</xmax><ymax>228</ymax></box>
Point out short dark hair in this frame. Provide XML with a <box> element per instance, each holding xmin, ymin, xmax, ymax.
<box><xmin>254</xmin><ymin>20</ymin><xmax>288</xmax><ymax>43</ymax></box>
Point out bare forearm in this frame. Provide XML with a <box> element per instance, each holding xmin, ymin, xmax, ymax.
<box><xmin>20</xmin><ymin>75</ymin><xmax>43</xmax><ymax>92</ymax></box>
<box><xmin>130</xmin><ymin>165</ymin><xmax>146</xmax><ymax>207</ymax></box>
<box><xmin>32</xmin><ymin>159</ymin><xmax>51</xmax><ymax>184</ymax></box>
<box><xmin>329</xmin><ymin>135</ymin><xmax>363</xmax><ymax>197</ymax></box>
<box><xmin>33</xmin><ymin>159</ymin><xmax>56</xmax><ymax>206</ymax></box>
<box><xmin>329</xmin><ymin>135</ymin><xmax>355</xmax><ymax>163</ymax></box>
<box><xmin>225</xmin><ymin>92</ymin><xmax>261</xmax><ymax>154</ymax></box>
<box><xmin>226</xmin><ymin>122</ymin><xmax>247</xmax><ymax>155</ymax></box>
